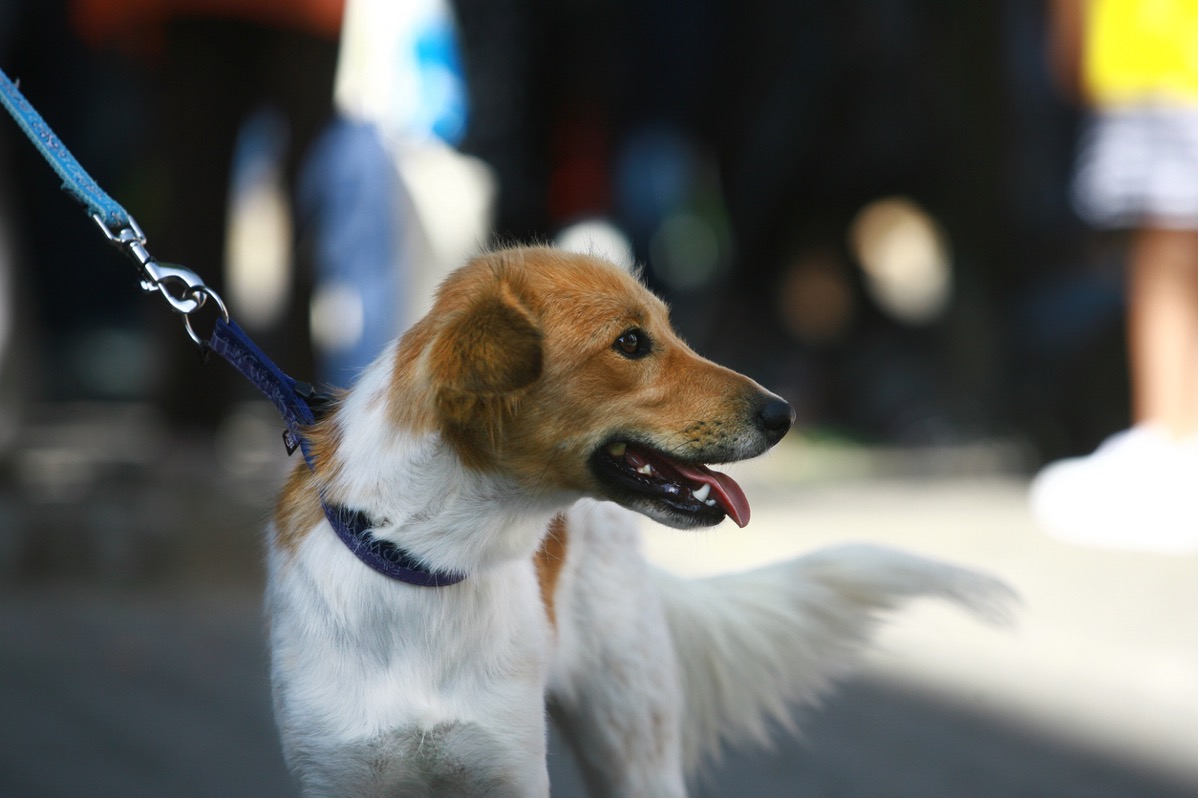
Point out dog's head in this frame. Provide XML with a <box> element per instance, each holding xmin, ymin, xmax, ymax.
<box><xmin>408</xmin><ymin>246</ymin><xmax>793</xmax><ymax>529</ymax></box>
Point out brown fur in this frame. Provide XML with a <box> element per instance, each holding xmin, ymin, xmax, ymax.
<box><xmin>533</xmin><ymin>514</ymin><xmax>569</xmax><ymax>628</ymax></box>
<box><xmin>417</xmin><ymin>247</ymin><xmax>767</xmax><ymax>491</ymax></box>
<box><xmin>273</xmin><ymin>462</ymin><xmax>326</xmax><ymax>554</ymax></box>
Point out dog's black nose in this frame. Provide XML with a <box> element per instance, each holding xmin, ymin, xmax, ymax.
<box><xmin>757</xmin><ymin>396</ymin><xmax>795</xmax><ymax>442</ymax></box>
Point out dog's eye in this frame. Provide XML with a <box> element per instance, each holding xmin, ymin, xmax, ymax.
<box><xmin>613</xmin><ymin>328</ymin><xmax>652</xmax><ymax>359</ymax></box>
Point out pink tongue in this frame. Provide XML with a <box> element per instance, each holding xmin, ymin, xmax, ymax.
<box><xmin>672</xmin><ymin>462</ymin><xmax>752</xmax><ymax>528</ymax></box>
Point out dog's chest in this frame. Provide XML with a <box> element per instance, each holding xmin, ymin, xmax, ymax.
<box><xmin>270</xmin><ymin>535</ymin><xmax>552</xmax><ymax>745</ymax></box>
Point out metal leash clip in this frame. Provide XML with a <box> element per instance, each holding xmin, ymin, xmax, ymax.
<box><xmin>92</xmin><ymin>212</ymin><xmax>229</xmax><ymax>345</ymax></box>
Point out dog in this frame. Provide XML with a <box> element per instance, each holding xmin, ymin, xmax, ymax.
<box><xmin>265</xmin><ymin>245</ymin><xmax>1014</xmax><ymax>796</ymax></box>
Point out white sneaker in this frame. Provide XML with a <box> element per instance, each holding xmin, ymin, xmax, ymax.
<box><xmin>1030</xmin><ymin>426</ymin><xmax>1200</xmax><ymax>553</ymax></box>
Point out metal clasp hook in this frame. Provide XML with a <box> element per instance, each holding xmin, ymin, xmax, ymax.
<box><xmin>91</xmin><ymin>212</ymin><xmax>228</xmax><ymax>343</ymax></box>
<box><xmin>140</xmin><ymin>261</ymin><xmax>210</xmax><ymax>315</ymax></box>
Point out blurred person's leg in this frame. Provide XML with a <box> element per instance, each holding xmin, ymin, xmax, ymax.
<box><xmin>1030</xmin><ymin>225</ymin><xmax>1199</xmax><ymax>552</ymax></box>
<box><xmin>1127</xmin><ymin>226</ymin><xmax>1198</xmax><ymax>439</ymax></box>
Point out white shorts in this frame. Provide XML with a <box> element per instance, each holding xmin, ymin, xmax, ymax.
<box><xmin>1072</xmin><ymin>107</ymin><xmax>1198</xmax><ymax>231</ymax></box>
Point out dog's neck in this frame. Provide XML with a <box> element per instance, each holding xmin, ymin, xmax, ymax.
<box><xmin>311</xmin><ymin>347</ymin><xmax>569</xmax><ymax>576</ymax></box>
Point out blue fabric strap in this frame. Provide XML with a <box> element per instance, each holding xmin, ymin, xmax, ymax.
<box><xmin>0</xmin><ymin>69</ymin><xmax>129</xmax><ymax>230</ymax></box>
<box><xmin>207</xmin><ymin>318</ymin><xmax>466</xmax><ymax>587</ymax></box>
<box><xmin>207</xmin><ymin>317</ymin><xmax>319</xmax><ymax>466</ymax></box>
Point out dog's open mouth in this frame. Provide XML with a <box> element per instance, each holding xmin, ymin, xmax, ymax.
<box><xmin>590</xmin><ymin>440</ymin><xmax>751</xmax><ymax>528</ymax></box>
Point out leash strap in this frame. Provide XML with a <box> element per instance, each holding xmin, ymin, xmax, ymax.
<box><xmin>1</xmin><ymin>67</ymin><xmax>464</xmax><ymax>588</ymax></box>
<box><xmin>206</xmin><ymin>316</ymin><xmax>320</xmax><ymax>465</ymax></box>
<box><xmin>0</xmin><ymin>69</ymin><xmax>127</xmax><ymax>230</ymax></box>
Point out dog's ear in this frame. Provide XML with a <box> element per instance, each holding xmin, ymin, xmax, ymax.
<box><xmin>428</xmin><ymin>279</ymin><xmax>543</xmax><ymax>411</ymax></box>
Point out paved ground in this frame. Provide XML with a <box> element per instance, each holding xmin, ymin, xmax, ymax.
<box><xmin>0</xmin><ymin>406</ymin><xmax>1195</xmax><ymax>796</ymax></box>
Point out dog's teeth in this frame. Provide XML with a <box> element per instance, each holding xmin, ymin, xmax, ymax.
<box><xmin>607</xmin><ymin>442</ymin><xmax>627</xmax><ymax>457</ymax></box>
<box><xmin>636</xmin><ymin>464</ymin><xmax>654</xmax><ymax>476</ymax></box>
<box><xmin>704</xmin><ymin>498</ymin><xmax>717</xmax><ymax>507</ymax></box>
<box><xmin>691</xmin><ymin>483</ymin><xmax>711</xmax><ymax>502</ymax></box>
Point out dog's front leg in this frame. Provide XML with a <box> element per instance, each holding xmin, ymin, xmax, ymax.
<box><xmin>547</xmin><ymin>592</ymin><xmax>687</xmax><ymax>796</ymax></box>
<box><xmin>547</xmin><ymin>506</ymin><xmax>688</xmax><ymax>797</ymax></box>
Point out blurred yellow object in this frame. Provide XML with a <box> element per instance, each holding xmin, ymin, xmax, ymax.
<box><xmin>1084</xmin><ymin>0</ymin><xmax>1198</xmax><ymax>108</ymax></box>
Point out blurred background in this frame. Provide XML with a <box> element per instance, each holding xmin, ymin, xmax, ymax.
<box><xmin>0</xmin><ymin>0</ymin><xmax>1195</xmax><ymax>796</ymax></box>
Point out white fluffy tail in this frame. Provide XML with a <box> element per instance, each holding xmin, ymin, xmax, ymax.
<box><xmin>652</xmin><ymin>543</ymin><xmax>1017</xmax><ymax>776</ymax></box>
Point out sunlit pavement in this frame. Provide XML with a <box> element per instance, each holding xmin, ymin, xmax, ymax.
<box><xmin>0</xmin><ymin>412</ymin><xmax>1195</xmax><ymax>796</ymax></box>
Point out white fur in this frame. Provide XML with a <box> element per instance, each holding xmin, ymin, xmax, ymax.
<box><xmin>648</xmin><ymin>542</ymin><xmax>1015</xmax><ymax>777</ymax></box>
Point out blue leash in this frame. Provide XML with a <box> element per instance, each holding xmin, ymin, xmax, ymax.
<box><xmin>0</xmin><ymin>68</ymin><xmax>464</xmax><ymax>588</ymax></box>
<box><xmin>0</xmin><ymin>70</ymin><xmax>127</xmax><ymax>230</ymax></box>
